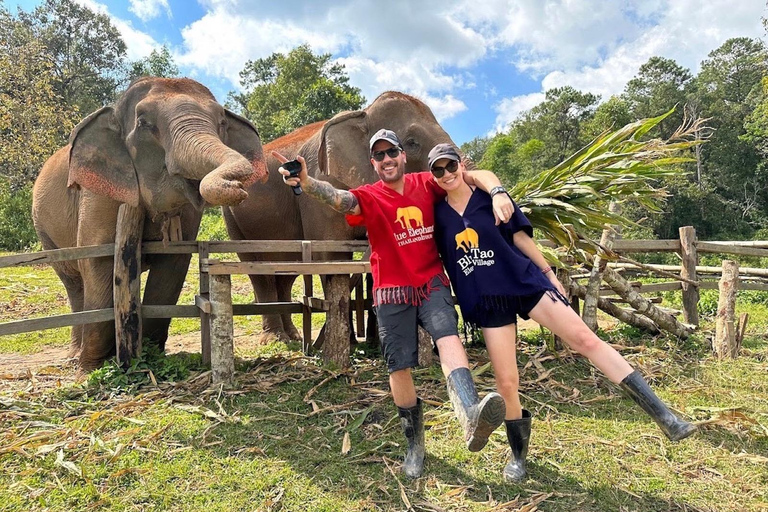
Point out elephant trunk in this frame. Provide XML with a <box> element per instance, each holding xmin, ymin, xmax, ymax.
<box><xmin>168</xmin><ymin>120</ymin><xmax>267</xmax><ymax>206</ymax></box>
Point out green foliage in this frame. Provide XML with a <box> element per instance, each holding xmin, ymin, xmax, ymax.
<box><xmin>197</xmin><ymin>208</ymin><xmax>229</xmax><ymax>241</ymax></box>
<box><xmin>0</xmin><ymin>18</ymin><xmax>77</xmax><ymax>187</ymax></box>
<box><xmin>512</xmin><ymin>109</ymin><xmax>701</xmax><ymax>257</ymax></box>
<box><xmin>87</xmin><ymin>344</ymin><xmax>204</xmax><ymax>392</ymax></box>
<box><xmin>0</xmin><ymin>180</ymin><xmax>38</xmax><ymax>250</ymax></box>
<box><xmin>16</xmin><ymin>0</ymin><xmax>127</xmax><ymax>114</ymax></box>
<box><xmin>622</xmin><ymin>56</ymin><xmax>693</xmax><ymax>139</ymax></box>
<box><xmin>513</xmin><ymin>86</ymin><xmax>600</xmax><ymax>168</ymax></box>
<box><xmin>460</xmin><ymin>136</ymin><xmax>490</xmax><ymax>164</ymax></box>
<box><xmin>127</xmin><ymin>45</ymin><xmax>179</xmax><ymax>83</ymax></box>
<box><xmin>229</xmin><ymin>44</ymin><xmax>365</xmax><ymax>142</ymax></box>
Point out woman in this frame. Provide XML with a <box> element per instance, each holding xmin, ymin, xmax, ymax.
<box><xmin>427</xmin><ymin>143</ymin><xmax>696</xmax><ymax>483</ymax></box>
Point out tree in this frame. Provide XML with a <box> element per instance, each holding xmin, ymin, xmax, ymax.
<box><xmin>127</xmin><ymin>45</ymin><xmax>179</xmax><ymax>83</ymax></box>
<box><xmin>229</xmin><ymin>44</ymin><xmax>365</xmax><ymax>142</ymax></box>
<box><xmin>582</xmin><ymin>96</ymin><xmax>632</xmax><ymax>140</ymax></box>
<box><xmin>0</xmin><ymin>13</ymin><xmax>76</xmax><ymax>188</ymax></box>
<box><xmin>695</xmin><ymin>38</ymin><xmax>768</xmax><ymax>227</ymax></box>
<box><xmin>17</xmin><ymin>0</ymin><xmax>127</xmax><ymax>114</ymax></box>
<box><xmin>623</xmin><ymin>57</ymin><xmax>692</xmax><ymax>138</ymax></box>
<box><xmin>512</xmin><ymin>86</ymin><xmax>599</xmax><ymax>168</ymax></box>
<box><xmin>460</xmin><ymin>136</ymin><xmax>490</xmax><ymax>164</ymax></box>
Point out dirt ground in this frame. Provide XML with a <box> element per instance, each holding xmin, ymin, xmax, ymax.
<box><xmin>0</xmin><ymin>316</ymin><xmax>617</xmax><ymax>387</ymax></box>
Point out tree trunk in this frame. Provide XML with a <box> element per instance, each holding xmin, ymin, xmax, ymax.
<box><xmin>602</xmin><ymin>267</ymin><xmax>693</xmax><ymax>338</ymax></box>
<box><xmin>210</xmin><ymin>271</ymin><xmax>235</xmax><ymax>386</ymax></box>
<box><xmin>114</xmin><ymin>204</ymin><xmax>144</xmax><ymax>367</ymax></box>
<box><xmin>569</xmin><ymin>281</ymin><xmax>660</xmax><ymax>334</ymax></box>
<box><xmin>714</xmin><ymin>260</ymin><xmax>739</xmax><ymax>359</ymax></box>
<box><xmin>583</xmin><ymin>202</ymin><xmax>620</xmax><ymax>331</ymax></box>
<box><xmin>324</xmin><ymin>274</ymin><xmax>351</xmax><ymax>368</ymax></box>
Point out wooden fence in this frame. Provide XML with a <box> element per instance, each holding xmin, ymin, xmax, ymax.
<box><xmin>1</xmin><ymin>225</ymin><xmax>766</xmax><ymax>384</ymax></box>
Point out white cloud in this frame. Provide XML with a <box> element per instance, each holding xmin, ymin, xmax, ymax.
<box><xmin>129</xmin><ymin>0</ymin><xmax>172</xmax><ymax>21</ymax></box>
<box><xmin>490</xmin><ymin>92</ymin><xmax>544</xmax><ymax>135</ymax></box>
<box><xmin>74</xmin><ymin>0</ymin><xmax>159</xmax><ymax>61</ymax></box>
<box><xmin>489</xmin><ymin>0</ymin><xmax>765</xmax><ymax>133</ymax></box>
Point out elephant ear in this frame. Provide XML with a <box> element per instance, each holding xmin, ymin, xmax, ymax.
<box><xmin>224</xmin><ymin>109</ymin><xmax>267</xmax><ymax>184</ymax></box>
<box><xmin>315</xmin><ymin>110</ymin><xmax>370</xmax><ymax>187</ymax></box>
<box><xmin>68</xmin><ymin>106</ymin><xmax>140</xmax><ymax>207</ymax></box>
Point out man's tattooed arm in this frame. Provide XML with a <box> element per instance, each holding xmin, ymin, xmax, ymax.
<box><xmin>303</xmin><ymin>176</ymin><xmax>361</xmax><ymax>215</ymax></box>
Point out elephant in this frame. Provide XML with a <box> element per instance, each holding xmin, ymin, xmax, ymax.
<box><xmin>455</xmin><ymin>228</ymin><xmax>479</xmax><ymax>253</ymax></box>
<box><xmin>32</xmin><ymin>76</ymin><xmax>267</xmax><ymax>371</ymax></box>
<box><xmin>395</xmin><ymin>206</ymin><xmax>425</xmax><ymax>230</ymax></box>
<box><xmin>222</xmin><ymin>91</ymin><xmax>465</xmax><ymax>342</ymax></box>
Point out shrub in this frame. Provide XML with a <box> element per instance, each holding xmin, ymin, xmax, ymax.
<box><xmin>0</xmin><ymin>180</ymin><xmax>38</xmax><ymax>251</ymax></box>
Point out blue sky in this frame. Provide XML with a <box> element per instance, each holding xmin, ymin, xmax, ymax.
<box><xmin>6</xmin><ymin>0</ymin><xmax>765</xmax><ymax>144</ymax></box>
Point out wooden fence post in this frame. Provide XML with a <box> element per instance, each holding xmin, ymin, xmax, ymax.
<box><xmin>209</xmin><ymin>265</ymin><xmax>235</xmax><ymax>385</ymax></box>
<box><xmin>714</xmin><ymin>260</ymin><xmax>739</xmax><ymax>359</ymax></box>
<box><xmin>198</xmin><ymin>242</ymin><xmax>211</xmax><ymax>366</ymax></box>
<box><xmin>302</xmin><ymin>241</ymin><xmax>313</xmax><ymax>354</ymax></box>
<box><xmin>324</xmin><ymin>274</ymin><xmax>351</xmax><ymax>368</ymax></box>
<box><xmin>114</xmin><ymin>204</ymin><xmax>144</xmax><ymax>367</ymax></box>
<box><xmin>583</xmin><ymin>202</ymin><xmax>620</xmax><ymax>331</ymax></box>
<box><xmin>679</xmin><ymin>226</ymin><xmax>699</xmax><ymax>326</ymax></box>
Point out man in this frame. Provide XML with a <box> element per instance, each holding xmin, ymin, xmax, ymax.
<box><xmin>274</xmin><ymin>129</ymin><xmax>514</xmax><ymax>478</ymax></box>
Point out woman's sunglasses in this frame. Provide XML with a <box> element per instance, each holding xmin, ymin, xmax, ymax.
<box><xmin>430</xmin><ymin>160</ymin><xmax>459</xmax><ymax>178</ymax></box>
<box><xmin>371</xmin><ymin>147</ymin><xmax>403</xmax><ymax>161</ymax></box>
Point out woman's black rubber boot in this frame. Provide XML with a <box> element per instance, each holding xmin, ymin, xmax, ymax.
<box><xmin>397</xmin><ymin>398</ymin><xmax>425</xmax><ymax>478</ymax></box>
<box><xmin>446</xmin><ymin>367</ymin><xmax>506</xmax><ymax>452</ymax></box>
<box><xmin>503</xmin><ymin>410</ymin><xmax>531</xmax><ymax>483</ymax></box>
<box><xmin>620</xmin><ymin>370</ymin><xmax>696</xmax><ymax>441</ymax></box>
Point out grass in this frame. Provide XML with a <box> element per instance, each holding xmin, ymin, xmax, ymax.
<box><xmin>1</xmin><ymin>309</ymin><xmax>767</xmax><ymax>511</ymax></box>
<box><xmin>2</xmin><ymin>223</ymin><xmax>768</xmax><ymax>510</ymax></box>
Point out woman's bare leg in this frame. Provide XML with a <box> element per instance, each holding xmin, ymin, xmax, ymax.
<box><xmin>527</xmin><ymin>297</ymin><xmax>633</xmax><ymax>383</ymax></box>
<box><xmin>483</xmin><ymin>323</ymin><xmax>524</xmax><ymax>420</ymax></box>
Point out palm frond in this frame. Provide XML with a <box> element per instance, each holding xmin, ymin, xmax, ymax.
<box><xmin>511</xmin><ymin>108</ymin><xmax>707</xmax><ymax>256</ymax></box>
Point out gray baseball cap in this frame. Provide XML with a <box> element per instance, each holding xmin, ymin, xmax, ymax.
<box><xmin>428</xmin><ymin>143</ymin><xmax>461</xmax><ymax>169</ymax></box>
<box><xmin>369</xmin><ymin>129</ymin><xmax>402</xmax><ymax>151</ymax></box>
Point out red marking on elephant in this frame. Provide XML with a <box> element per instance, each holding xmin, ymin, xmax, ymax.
<box><xmin>377</xmin><ymin>91</ymin><xmax>433</xmax><ymax>118</ymax></box>
<box><xmin>68</xmin><ymin>165</ymin><xmax>140</xmax><ymax>207</ymax></box>
<box><xmin>132</xmin><ymin>77</ymin><xmax>216</xmax><ymax>100</ymax></box>
<box><xmin>265</xmin><ymin>121</ymin><xmax>325</xmax><ymax>150</ymax></box>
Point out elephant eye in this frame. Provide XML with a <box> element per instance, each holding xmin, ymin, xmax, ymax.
<box><xmin>404</xmin><ymin>138</ymin><xmax>419</xmax><ymax>151</ymax></box>
<box><xmin>137</xmin><ymin>117</ymin><xmax>154</xmax><ymax>129</ymax></box>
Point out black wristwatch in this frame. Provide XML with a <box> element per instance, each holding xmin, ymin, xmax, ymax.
<box><xmin>489</xmin><ymin>186</ymin><xmax>507</xmax><ymax>198</ymax></box>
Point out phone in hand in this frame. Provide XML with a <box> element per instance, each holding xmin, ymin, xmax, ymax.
<box><xmin>283</xmin><ymin>159</ymin><xmax>303</xmax><ymax>196</ymax></box>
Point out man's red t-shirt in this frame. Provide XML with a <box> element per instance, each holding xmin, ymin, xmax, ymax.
<box><xmin>346</xmin><ymin>172</ymin><xmax>448</xmax><ymax>306</ymax></box>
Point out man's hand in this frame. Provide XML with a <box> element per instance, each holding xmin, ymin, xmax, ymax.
<box><xmin>273</xmin><ymin>151</ymin><xmax>308</xmax><ymax>187</ymax></box>
<box><xmin>492</xmin><ymin>193</ymin><xmax>514</xmax><ymax>225</ymax></box>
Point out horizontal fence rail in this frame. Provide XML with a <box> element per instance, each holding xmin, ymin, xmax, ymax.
<box><xmin>2</xmin><ymin>236</ymin><xmax>767</xmax><ymax>338</ymax></box>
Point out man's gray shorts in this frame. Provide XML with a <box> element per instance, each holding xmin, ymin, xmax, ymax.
<box><xmin>374</xmin><ymin>276</ymin><xmax>459</xmax><ymax>372</ymax></box>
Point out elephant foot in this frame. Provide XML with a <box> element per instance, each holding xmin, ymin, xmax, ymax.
<box><xmin>257</xmin><ymin>329</ymin><xmax>292</xmax><ymax>345</ymax></box>
<box><xmin>284</xmin><ymin>323</ymin><xmax>302</xmax><ymax>342</ymax></box>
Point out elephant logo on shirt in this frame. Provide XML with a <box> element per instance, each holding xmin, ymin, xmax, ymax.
<box><xmin>395</xmin><ymin>206</ymin><xmax>424</xmax><ymax>230</ymax></box>
<box><xmin>455</xmin><ymin>228</ymin><xmax>479</xmax><ymax>253</ymax></box>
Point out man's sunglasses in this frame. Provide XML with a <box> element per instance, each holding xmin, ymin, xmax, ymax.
<box><xmin>430</xmin><ymin>160</ymin><xmax>459</xmax><ymax>178</ymax></box>
<box><xmin>371</xmin><ymin>147</ymin><xmax>403</xmax><ymax>161</ymax></box>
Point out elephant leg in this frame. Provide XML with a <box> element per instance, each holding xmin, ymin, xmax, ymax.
<box><xmin>142</xmin><ymin>208</ymin><xmax>200</xmax><ymax>352</ymax></box>
<box><xmin>51</xmin><ymin>263</ymin><xmax>85</xmax><ymax>358</ymax></box>
<box><xmin>78</xmin><ymin>256</ymin><xmax>117</xmax><ymax>371</ymax></box>
<box><xmin>142</xmin><ymin>253</ymin><xmax>192</xmax><ymax>352</ymax></box>
<box><xmin>248</xmin><ymin>274</ymin><xmax>290</xmax><ymax>342</ymax></box>
<box><xmin>276</xmin><ymin>275</ymin><xmax>301</xmax><ymax>341</ymax></box>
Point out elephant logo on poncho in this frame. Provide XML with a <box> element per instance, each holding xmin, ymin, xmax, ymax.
<box><xmin>455</xmin><ymin>228</ymin><xmax>479</xmax><ymax>253</ymax></box>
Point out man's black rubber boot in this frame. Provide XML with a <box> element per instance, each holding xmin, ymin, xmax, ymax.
<box><xmin>446</xmin><ymin>367</ymin><xmax>506</xmax><ymax>452</ymax></box>
<box><xmin>503</xmin><ymin>410</ymin><xmax>531</xmax><ymax>483</ymax></box>
<box><xmin>620</xmin><ymin>370</ymin><xmax>696</xmax><ymax>441</ymax></box>
<box><xmin>397</xmin><ymin>398</ymin><xmax>425</xmax><ymax>478</ymax></box>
